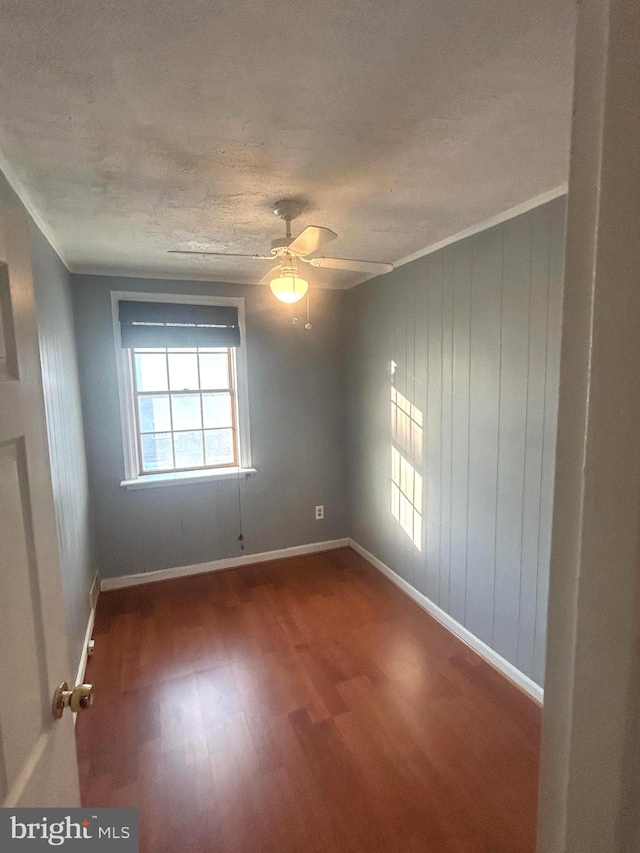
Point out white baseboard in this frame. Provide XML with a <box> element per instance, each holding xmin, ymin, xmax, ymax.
<box><xmin>348</xmin><ymin>539</ymin><xmax>544</xmax><ymax>704</ymax></box>
<box><xmin>100</xmin><ymin>538</ymin><xmax>350</xmax><ymax>591</ymax></box>
<box><xmin>75</xmin><ymin>605</ymin><xmax>96</xmax><ymax>686</ymax></box>
<box><xmin>75</xmin><ymin>571</ymin><xmax>100</xmax><ymax>686</ymax></box>
<box><xmin>73</xmin><ymin>585</ymin><xmax>98</xmax><ymax>727</ymax></box>
<box><xmin>75</xmin><ymin>575</ymin><xmax>100</xmax><ymax>684</ymax></box>
<box><xmin>89</xmin><ymin>571</ymin><xmax>100</xmax><ymax>611</ymax></box>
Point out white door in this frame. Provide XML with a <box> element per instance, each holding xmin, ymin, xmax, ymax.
<box><xmin>0</xmin><ymin>173</ymin><xmax>81</xmax><ymax>807</ymax></box>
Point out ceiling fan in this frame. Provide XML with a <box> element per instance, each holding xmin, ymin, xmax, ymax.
<box><xmin>169</xmin><ymin>199</ymin><xmax>394</xmax><ymax>303</ymax></box>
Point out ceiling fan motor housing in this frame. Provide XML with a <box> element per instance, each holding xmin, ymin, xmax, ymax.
<box><xmin>270</xmin><ymin>236</ymin><xmax>294</xmax><ymax>255</ymax></box>
<box><xmin>272</xmin><ymin>199</ymin><xmax>305</xmax><ymax>223</ymax></box>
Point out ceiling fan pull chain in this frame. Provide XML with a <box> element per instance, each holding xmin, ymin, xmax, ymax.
<box><xmin>305</xmin><ymin>290</ymin><xmax>312</xmax><ymax>330</ymax></box>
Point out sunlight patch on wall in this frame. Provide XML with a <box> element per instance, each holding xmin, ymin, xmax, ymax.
<box><xmin>391</xmin><ymin>383</ymin><xmax>423</xmax><ymax>551</ymax></box>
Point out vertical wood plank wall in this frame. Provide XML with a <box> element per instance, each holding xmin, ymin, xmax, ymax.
<box><xmin>29</xmin><ymin>224</ymin><xmax>96</xmax><ymax>676</ymax></box>
<box><xmin>346</xmin><ymin>197</ymin><xmax>565</xmax><ymax>686</ymax></box>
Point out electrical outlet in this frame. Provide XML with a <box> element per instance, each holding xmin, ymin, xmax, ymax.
<box><xmin>315</xmin><ymin>505</ymin><xmax>324</xmax><ymax>520</ymax></box>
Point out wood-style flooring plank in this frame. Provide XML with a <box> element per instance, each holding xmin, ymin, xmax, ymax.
<box><xmin>77</xmin><ymin>547</ymin><xmax>541</xmax><ymax>852</ymax></box>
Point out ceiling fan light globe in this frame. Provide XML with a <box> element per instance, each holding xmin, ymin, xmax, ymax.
<box><xmin>269</xmin><ymin>274</ymin><xmax>309</xmax><ymax>304</ymax></box>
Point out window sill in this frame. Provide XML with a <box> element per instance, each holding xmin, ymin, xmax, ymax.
<box><xmin>121</xmin><ymin>467</ymin><xmax>256</xmax><ymax>490</ymax></box>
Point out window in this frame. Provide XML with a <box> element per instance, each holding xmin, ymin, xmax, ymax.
<box><xmin>132</xmin><ymin>346</ymin><xmax>237</xmax><ymax>474</ymax></box>
<box><xmin>112</xmin><ymin>293</ymin><xmax>252</xmax><ymax>488</ymax></box>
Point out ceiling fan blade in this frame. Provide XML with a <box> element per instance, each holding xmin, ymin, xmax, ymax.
<box><xmin>309</xmin><ymin>257</ymin><xmax>394</xmax><ymax>274</ymax></box>
<box><xmin>288</xmin><ymin>226</ymin><xmax>337</xmax><ymax>256</ymax></box>
<box><xmin>168</xmin><ymin>250</ymin><xmax>273</xmax><ymax>260</ymax></box>
<box><xmin>258</xmin><ymin>266</ymin><xmax>282</xmax><ymax>286</ymax></box>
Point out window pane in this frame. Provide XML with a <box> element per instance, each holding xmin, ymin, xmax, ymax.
<box><xmin>168</xmin><ymin>353</ymin><xmax>199</xmax><ymax>390</ymax></box>
<box><xmin>138</xmin><ymin>395</ymin><xmax>171</xmax><ymax>433</ymax></box>
<box><xmin>199</xmin><ymin>353</ymin><xmax>229</xmax><ymax>389</ymax></box>
<box><xmin>204</xmin><ymin>429</ymin><xmax>234</xmax><ymax>465</ymax></box>
<box><xmin>202</xmin><ymin>393</ymin><xmax>233</xmax><ymax>429</ymax></box>
<box><xmin>171</xmin><ymin>394</ymin><xmax>202</xmax><ymax>431</ymax></box>
<box><xmin>135</xmin><ymin>353</ymin><xmax>168</xmax><ymax>391</ymax></box>
<box><xmin>141</xmin><ymin>433</ymin><xmax>174</xmax><ymax>471</ymax></box>
<box><xmin>174</xmin><ymin>430</ymin><xmax>204</xmax><ymax>469</ymax></box>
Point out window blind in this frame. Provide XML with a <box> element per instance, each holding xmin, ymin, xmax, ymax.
<box><xmin>118</xmin><ymin>300</ymin><xmax>241</xmax><ymax>348</ymax></box>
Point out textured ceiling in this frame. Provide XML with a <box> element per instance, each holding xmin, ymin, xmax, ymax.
<box><xmin>0</xmin><ymin>0</ymin><xmax>575</xmax><ymax>288</ymax></box>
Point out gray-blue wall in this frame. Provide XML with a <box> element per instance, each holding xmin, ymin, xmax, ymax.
<box><xmin>346</xmin><ymin>197</ymin><xmax>566</xmax><ymax>686</ymax></box>
<box><xmin>30</xmin><ymin>224</ymin><xmax>95</xmax><ymax>675</ymax></box>
<box><xmin>71</xmin><ymin>275</ymin><xmax>348</xmax><ymax>579</ymax></box>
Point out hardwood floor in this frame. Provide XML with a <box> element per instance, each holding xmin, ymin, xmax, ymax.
<box><xmin>76</xmin><ymin>547</ymin><xmax>541</xmax><ymax>853</ymax></box>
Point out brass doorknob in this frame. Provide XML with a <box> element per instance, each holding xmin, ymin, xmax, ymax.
<box><xmin>52</xmin><ymin>681</ymin><xmax>94</xmax><ymax>719</ymax></box>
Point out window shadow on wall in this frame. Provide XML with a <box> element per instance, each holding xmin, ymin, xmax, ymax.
<box><xmin>390</xmin><ymin>362</ymin><xmax>424</xmax><ymax>552</ymax></box>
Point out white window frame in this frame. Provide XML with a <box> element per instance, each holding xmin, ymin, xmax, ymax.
<box><xmin>111</xmin><ymin>291</ymin><xmax>254</xmax><ymax>489</ymax></box>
